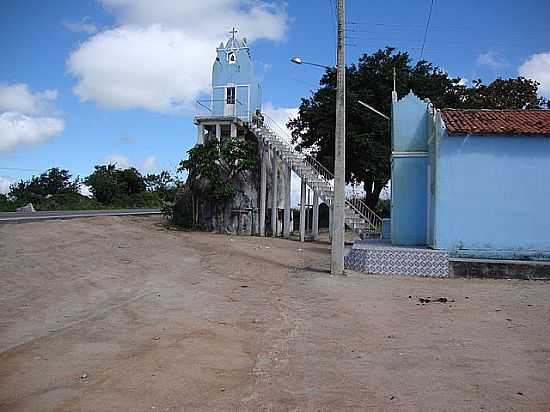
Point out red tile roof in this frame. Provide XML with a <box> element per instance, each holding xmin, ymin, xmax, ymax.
<box><xmin>441</xmin><ymin>109</ymin><xmax>550</xmax><ymax>136</ymax></box>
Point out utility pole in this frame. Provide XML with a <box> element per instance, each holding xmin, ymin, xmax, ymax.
<box><xmin>331</xmin><ymin>0</ymin><xmax>346</xmax><ymax>275</ymax></box>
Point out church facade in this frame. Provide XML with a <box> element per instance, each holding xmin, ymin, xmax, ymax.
<box><xmin>390</xmin><ymin>91</ymin><xmax>550</xmax><ymax>260</ymax></box>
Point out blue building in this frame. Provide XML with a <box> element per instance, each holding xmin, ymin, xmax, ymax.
<box><xmin>391</xmin><ymin>91</ymin><xmax>550</xmax><ymax>261</ymax></box>
<box><xmin>195</xmin><ymin>29</ymin><xmax>261</xmax><ymax>144</ymax></box>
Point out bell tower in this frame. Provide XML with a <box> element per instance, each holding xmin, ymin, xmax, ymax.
<box><xmin>195</xmin><ymin>28</ymin><xmax>262</xmax><ymax>145</ymax></box>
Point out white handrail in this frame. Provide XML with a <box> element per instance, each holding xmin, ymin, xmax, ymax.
<box><xmin>253</xmin><ymin>113</ymin><xmax>382</xmax><ymax>233</ymax></box>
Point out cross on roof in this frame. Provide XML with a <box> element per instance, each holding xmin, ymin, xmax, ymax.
<box><xmin>229</xmin><ymin>27</ymin><xmax>238</xmax><ymax>40</ymax></box>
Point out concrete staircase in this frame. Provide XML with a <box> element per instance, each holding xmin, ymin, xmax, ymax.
<box><xmin>249</xmin><ymin>114</ymin><xmax>382</xmax><ymax>237</ymax></box>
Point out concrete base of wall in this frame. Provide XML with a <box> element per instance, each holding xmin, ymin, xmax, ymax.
<box><xmin>449</xmin><ymin>258</ymin><xmax>550</xmax><ymax>280</ymax></box>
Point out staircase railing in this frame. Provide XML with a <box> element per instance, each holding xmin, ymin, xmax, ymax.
<box><xmin>346</xmin><ymin>197</ymin><xmax>382</xmax><ymax>233</ymax></box>
<box><xmin>260</xmin><ymin>113</ymin><xmax>334</xmax><ymax>184</ymax></box>
<box><xmin>253</xmin><ymin>113</ymin><xmax>382</xmax><ymax>233</ymax></box>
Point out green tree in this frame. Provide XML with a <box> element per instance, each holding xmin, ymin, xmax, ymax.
<box><xmin>173</xmin><ymin>136</ymin><xmax>258</xmax><ymax>228</ymax></box>
<box><xmin>288</xmin><ymin>47</ymin><xmax>548</xmax><ymax>209</ymax></box>
<box><xmin>144</xmin><ymin>171</ymin><xmax>176</xmax><ymax>200</ymax></box>
<box><xmin>178</xmin><ymin>137</ymin><xmax>257</xmax><ymax>202</ymax></box>
<box><xmin>464</xmin><ymin>77</ymin><xmax>546</xmax><ymax>109</ymax></box>
<box><xmin>9</xmin><ymin>167</ymin><xmax>80</xmax><ymax>204</ymax></box>
<box><xmin>85</xmin><ymin>164</ymin><xmax>146</xmax><ymax>204</ymax></box>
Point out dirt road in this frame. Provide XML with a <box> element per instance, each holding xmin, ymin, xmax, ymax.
<box><xmin>1</xmin><ymin>216</ymin><xmax>549</xmax><ymax>411</ymax></box>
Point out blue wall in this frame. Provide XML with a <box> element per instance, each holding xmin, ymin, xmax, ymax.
<box><xmin>391</xmin><ymin>156</ymin><xmax>428</xmax><ymax>245</ymax></box>
<box><xmin>211</xmin><ymin>38</ymin><xmax>261</xmax><ymax>120</ymax></box>
<box><xmin>434</xmin><ymin>129</ymin><xmax>550</xmax><ymax>259</ymax></box>
<box><xmin>391</xmin><ymin>92</ymin><xmax>428</xmax><ymax>245</ymax></box>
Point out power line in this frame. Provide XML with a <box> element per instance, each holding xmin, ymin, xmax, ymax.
<box><xmin>0</xmin><ymin>167</ymin><xmax>42</xmax><ymax>172</ymax></box>
<box><xmin>419</xmin><ymin>0</ymin><xmax>435</xmax><ymax>60</ymax></box>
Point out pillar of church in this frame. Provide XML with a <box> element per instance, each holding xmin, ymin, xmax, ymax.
<box><xmin>259</xmin><ymin>142</ymin><xmax>267</xmax><ymax>237</ymax></box>
<box><xmin>216</xmin><ymin>124</ymin><xmax>221</xmax><ymax>140</ymax></box>
<box><xmin>283</xmin><ymin>164</ymin><xmax>291</xmax><ymax>238</ymax></box>
<box><xmin>329</xmin><ymin>201</ymin><xmax>333</xmax><ymax>242</ymax></box>
<box><xmin>197</xmin><ymin>124</ymin><xmax>204</xmax><ymax>145</ymax></box>
<box><xmin>300</xmin><ymin>178</ymin><xmax>306</xmax><ymax>242</ymax></box>
<box><xmin>312</xmin><ymin>190</ymin><xmax>319</xmax><ymax>241</ymax></box>
<box><xmin>271</xmin><ymin>147</ymin><xmax>278</xmax><ymax>237</ymax></box>
<box><xmin>230</xmin><ymin>123</ymin><xmax>237</xmax><ymax>138</ymax></box>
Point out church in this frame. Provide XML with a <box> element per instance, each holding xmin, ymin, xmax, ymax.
<box><xmin>191</xmin><ymin>30</ymin><xmax>378</xmax><ymax>239</ymax></box>
<box><xmin>189</xmin><ymin>30</ymin><xmax>550</xmax><ymax>278</ymax></box>
<box><xmin>346</xmin><ymin>91</ymin><xmax>550</xmax><ymax>278</ymax></box>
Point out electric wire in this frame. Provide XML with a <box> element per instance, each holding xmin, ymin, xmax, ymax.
<box><xmin>419</xmin><ymin>0</ymin><xmax>435</xmax><ymax>60</ymax></box>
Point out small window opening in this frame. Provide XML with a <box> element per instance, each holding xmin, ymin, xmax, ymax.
<box><xmin>228</xmin><ymin>52</ymin><xmax>236</xmax><ymax>64</ymax></box>
<box><xmin>226</xmin><ymin>87</ymin><xmax>235</xmax><ymax>105</ymax></box>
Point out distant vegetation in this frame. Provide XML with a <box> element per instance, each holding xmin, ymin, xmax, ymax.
<box><xmin>1</xmin><ymin>166</ymin><xmax>177</xmax><ymax>212</ymax></box>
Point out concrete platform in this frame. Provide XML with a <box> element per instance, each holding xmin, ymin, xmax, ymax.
<box><xmin>345</xmin><ymin>239</ymin><xmax>449</xmax><ymax>278</ymax></box>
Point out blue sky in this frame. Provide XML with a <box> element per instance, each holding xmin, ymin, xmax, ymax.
<box><xmin>1</xmin><ymin>0</ymin><xmax>549</xmax><ymax>193</ymax></box>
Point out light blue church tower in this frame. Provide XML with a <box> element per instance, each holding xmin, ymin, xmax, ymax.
<box><xmin>195</xmin><ymin>29</ymin><xmax>262</xmax><ymax>144</ymax></box>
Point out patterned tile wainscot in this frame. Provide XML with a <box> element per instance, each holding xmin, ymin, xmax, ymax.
<box><xmin>345</xmin><ymin>241</ymin><xmax>449</xmax><ymax>278</ymax></box>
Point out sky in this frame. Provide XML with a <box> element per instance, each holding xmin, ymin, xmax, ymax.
<box><xmin>1</xmin><ymin>0</ymin><xmax>549</xmax><ymax>196</ymax></box>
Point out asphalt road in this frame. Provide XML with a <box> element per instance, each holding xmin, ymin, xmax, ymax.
<box><xmin>0</xmin><ymin>208</ymin><xmax>161</xmax><ymax>223</ymax></box>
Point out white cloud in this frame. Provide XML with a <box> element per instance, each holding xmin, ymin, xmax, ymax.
<box><xmin>0</xmin><ymin>83</ymin><xmax>64</xmax><ymax>152</ymax></box>
<box><xmin>67</xmin><ymin>0</ymin><xmax>288</xmax><ymax>112</ymax></box>
<box><xmin>477</xmin><ymin>51</ymin><xmax>508</xmax><ymax>70</ymax></box>
<box><xmin>104</xmin><ymin>154</ymin><xmax>131</xmax><ymax>169</ymax></box>
<box><xmin>262</xmin><ymin>102</ymin><xmax>298</xmax><ymax>135</ymax></box>
<box><xmin>0</xmin><ymin>83</ymin><xmax>58</xmax><ymax>115</ymax></box>
<box><xmin>68</xmin><ymin>26</ymin><xmax>214</xmax><ymax>111</ymax></box>
<box><xmin>0</xmin><ymin>176</ymin><xmax>14</xmax><ymax>194</ymax></box>
<box><xmin>79</xmin><ymin>183</ymin><xmax>93</xmax><ymax>197</ymax></box>
<box><xmin>99</xmin><ymin>0</ymin><xmax>287</xmax><ymax>41</ymax></box>
<box><xmin>0</xmin><ymin>112</ymin><xmax>64</xmax><ymax>152</ymax></box>
<box><xmin>142</xmin><ymin>155</ymin><xmax>156</xmax><ymax>172</ymax></box>
<box><xmin>63</xmin><ymin>17</ymin><xmax>97</xmax><ymax>34</ymax></box>
<box><xmin>103</xmin><ymin>153</ymin><xmax>159</xmax><ymax>173</ymax></box>
<box><xmin>519</xmin><ymin>52</ymin><xmax>550</xmax><ymax>98</ymax></box>
<box><xmin>262</xmin><ymin>103</ymin><xmax>304</xmax><ymax>206</ymax></box>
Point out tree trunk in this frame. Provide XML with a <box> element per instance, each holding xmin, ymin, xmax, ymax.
<box><xmin>363</xmin><ymin>180</ymin><xmax>386</xmax><ymax>211</ymax></box>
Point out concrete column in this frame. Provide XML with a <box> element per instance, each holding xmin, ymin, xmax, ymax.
<box><xmin>197</xmin><ymin>124</ymin><xmax>205</xmax><ymax>145</ymax></box>
<box><xmin>271</xmin><ymin>147</ymin><xmax>278</xmax><ymax>237</ymax></box>
<box><xmin>305</xmin><ymin>188</ymin><xmax>310</xmax><ymax>233</ymax></box>
<box><xmin>329</xmin><ymin>201</ymin><xmax>333</xmax><ymax>242</ymax></box>
<box><xmin>300</xmin><ymin>178</ymin><xmax>306</xmax><ymax>242</ymax></box>
<box><xmin>230</xmin><ymin>123</ymin><xmax>237</xmax><ymax>138</ymax></box>
<box><xmin>283</xmin><ymin>164</ymin><xmax>291</xmax><ymax>238</ymax></box>
<box><xmin>215</xmin><ymin>124</ymin><xmax>221</xmax><ymax>140</ymax></box>
<box><xmin>312</xmin><ymin>190</ymin><xmax>319</xmax><ymax>241</ymax></box>
<box><xmin>259</xmin><ymin>142</ymin><xmax>267</xmax><ymax>237</ymax></box>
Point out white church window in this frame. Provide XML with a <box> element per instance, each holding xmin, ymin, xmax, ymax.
<box><xmin>228</xmin><ymin>52</ymin><xmax>236</xmax><ymax>64</ymax></box>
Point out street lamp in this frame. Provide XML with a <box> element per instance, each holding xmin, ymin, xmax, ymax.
<box><xmin>290</xmin><ymin>57</ymin><xmax>334</xmax><ymax>70</ymax></box>
<box><xmin>357</xmin><ymin>100</ymin><xmax>390</xmax><ymax>121</ymax></box>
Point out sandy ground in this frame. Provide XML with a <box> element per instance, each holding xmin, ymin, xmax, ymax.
<box><xmin>1</xmin><ymin>216</ymin><xmax>549</xmax><ymax>412</ymax></box>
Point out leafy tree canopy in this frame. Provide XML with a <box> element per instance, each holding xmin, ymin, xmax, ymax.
<box><xmin>9</xmin><ymin>167</ymin><xmax>80</xmax><ymax>203</ymax></box>
<box><xmin>288</xmin><ymin>47</ymin><xmax>548</xmax><ymax>209</ymax></box>
<box><xmin>84</xmin><ymin>164</ymin><xmax>146</xmax><ymax>205</ymax></box>
<box><xmin>145</xmin><ymin>171</ymin><xmax>178</xmax><ymax>201</ymax></box>
<box><xmin>178</xmin><ymin>136</ymin><xmax>257</xmax><ymax>202</ymax></box>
